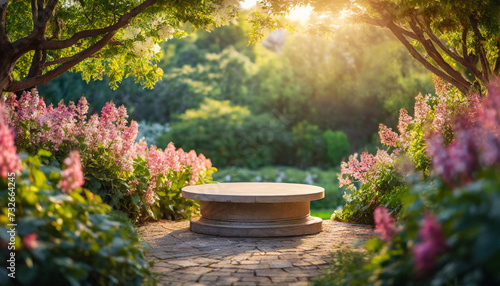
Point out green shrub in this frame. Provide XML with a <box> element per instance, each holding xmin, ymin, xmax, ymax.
<box><xmin>318</xmin><ymin>171</ymin><xmax>500</xmax><ymax>286</ymax></box>
<box><xmin>314</xmin><ymin>248</ymin><xmax>370</xmax><ymax>286</ymax></box>
<box><xmin>333</xmin><ymin>152</ymin><xmax>408</xmax><ymax>224</ymax></box>
<box><xmin>0</xmin><ymin>151</ymin><xmax>154</xmax><ymax>286</ymax></box>
<box><xmin>322</xmin><ymin>130</ymin><xmax>350</xmax><ymax>166</ymax></box>
<box><xmin>291</xmin><ymin>120</ymin><xmax>325</xmax><ymax>168</ymax></box>
<box><xmin>158</xmin><ymin>98</ymin><xmax>287</xmax><ymax>168</ymax></box>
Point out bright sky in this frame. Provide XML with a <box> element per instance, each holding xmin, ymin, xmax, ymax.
<box><xmin>240</xmin><ymin>0</ymin><xmax>313</xmax><ymax>23</ymax></box>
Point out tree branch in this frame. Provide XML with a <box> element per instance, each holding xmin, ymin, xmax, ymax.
<box><xmin>457</xmin><ymin>27</ymin><xmax>489</xmax><ymax>85</ymax></box>
<box><xmin>461</xmin><ymin>28</ymin><xmax>469</xmax><ymax>60</ymax></box>
<box><xmin>494</xmin><ymin>39</ymin><xmax>500</xmax><ymax>75</ymax></box>
<box><xmin>31</xmin><ymin>0</ymin><xmax>38</xmax><ymax>27</ymax></box>
<box><xmin>408</xmin><ymin>16</ymin><xmax>471</xmax><ymax>90</ymax></box>
<box><xmin>387</xmin><ymin>22</ymin><xmax>471</xmax><ymax>94</ymax></box>
<box><xmin>6</xmin><ymin>31</ymin><xmax>117</xmax><ymax>92</ymax></box>
<box><xmin>13</xmin><ymin>0</ymin><xmax>58</xmax><ymax>52</ymax></box>
<box><xmin>364</xmin><ymin>17</ymin><xmax>419</xmax><ymax>40</ymax></box>
<box><xmin>43</xmin><ymin>56</ymin><xmax>73</xmax><ymax>67</ymax></box>
<box><xmin>27</xmin><ymin>49</ymin><xmax>44</xmax><ymax>78</ymax></box>
<box><xmin>0</xmin><ymin>0</ymin><xmax>9</xmax><ymax>43</ymax></box>
<box><xmin>421</xmin><ymin>18</ymin><xmax>465</xmax><ymax>66</ymax></box>
<box><xmin>38</xmin><ymin>0</ymin><xmax>158</xmax><ymax>50</ymax></box>
<box><xmin>470</xmin><ymin>16</ymin><xmax>491</xmax><ymax>84</ymax></box>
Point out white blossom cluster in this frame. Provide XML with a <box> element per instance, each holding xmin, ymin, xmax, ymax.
<box><xmin>209</xmin><ymin>0</ymin><xmax>240</xmax><ymax>27</ymax></box>
<box><xmin>131</xmin><ymin>37</ymin><xmax>161</xmax><ymax>57</ymax></box>
<box><xmin>157</xmin><ymin>24</ymin><xmax>176</xmax><ymax>40</ymax></box>
<box><xmin>122</xmin><ymin>26</ymin><xmax>142</xmax><ymax>40</ymax></box>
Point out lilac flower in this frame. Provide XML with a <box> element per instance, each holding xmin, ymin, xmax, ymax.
<box><xmin>413</xmin><ymin>214</ymin><xmax>446</xmax><ymax>272</ymax></box>
<box><xmin>0</xmin><ymin>102</ymin><xmax>21</xmax><ymax>178</ymax></box>
<box><xmin>59</xmin><ymin>151</ymin><xmax>84</xmax><ymax>193</ymax></box>
<box><xmin>374</xmin><ymin>206</ymin><xmax>397</xmax><ymax>242</ymax></box>
<box><xmin>379</xmin><ymin>124</ymin><xmax>399</xmax><ymax>147</ymax></box>
<box><xmin>414</xmin><ymin>94</ymin><xmax>431</xmax><ymax>122</ymax></box>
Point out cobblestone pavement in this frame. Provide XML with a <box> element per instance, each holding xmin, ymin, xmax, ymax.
<box><xmin>138</xmin><ymin>219</ymin><xmax>374</xmax><ymax>286</ymax></box>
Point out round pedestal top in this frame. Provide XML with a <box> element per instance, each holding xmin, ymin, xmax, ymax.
<box><xmin>182</xmin><ymin>182</ymin><xmax>324</xmax><ymax>203</ymax></box>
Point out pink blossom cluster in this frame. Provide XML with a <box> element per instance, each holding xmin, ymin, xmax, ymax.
<box><xmin>6</xmin><ymin>91</ymin><xmax>144</xmax><ymax>172</ymax></box>
<box><xmin>426</xmin><ymin>79</ymin><xmax>500</xmax><ymax>184</ymax></box>
<box><xmin>413</xmin><ymin>214</ymin><xmax>446</xmax><ymax>272</ymax></box>
<box><xmin>338</xmin><ymin>150</ymin><xmax>394</xmax><ymax>187</ymax></box>
<box><xmin>6</xmin><ymin>90</ymin><xmax>80</xmax><ymax>149</ymax></box>
<box><xmin>414</xmin><ymin>94</ymin><xmax>432</xmax><ymax>122</ymax></box>
<box><xmin>0</xmin><ymin>101</ymin><xmax>21</xmax><ymax>178</ymax></box>
<box><xmin>59</xmin><ymin>151</ymin><xmax>85</xmax><ymax>193</ymax></box>
<box><xmin>142</xmin><ymin>143</ymin><xmax>212</xmax><ymax>205</ymax></box>
<box><xmin>374</xmin><ymin>206</ymin><xmax>397</xmax><ymax>242</ymax></box>
<box><xmin>378</xmin><ymin>124</ymin><xmax>398</xmax><ymax>147</ymax></box>
<box><xmin>397</xmin><ymin>109</ymin><xmax>414</xmax><ymax>148</ymax></box>
<box><xmin>5</xmin><ymin>91</ymin><xmax>213</xmax><ymax>203</ymax></box>
<box><xmin>23</xmin><ymin>233</ymin><xmax>38</xmax><ymax>250</ymax></box>
<box><xmin>379</xmin><ymin>85</ymin><xmax>480</xmax><ymax>150</ymax></box>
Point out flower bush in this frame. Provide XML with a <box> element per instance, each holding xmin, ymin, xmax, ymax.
<box><xmin>4</xmin><ymin>90</ymin><xmax>216</xmax><ymax>223</ymax></box>
<box><xmin>334</xmin><ymin>78</ymin><xmax>480</xmax><ymax>224</ymax></box>
<box><xmin>334</xmin><ymin>149</ymin><xmax>407</xmax><ymax>224</ymax></box>
<box><xmin>316</xmin><ymin>79</ymin><xmax>500</xmax><ymax>285</ymax></box>
<box><xmin>0</xmin><ymin>108</ymin><xmax>154</xmax><ymax>285</ymax></box>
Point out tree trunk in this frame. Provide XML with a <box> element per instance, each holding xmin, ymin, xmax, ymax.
<box><xmin>0</xmin><ymin>45</ymin><xmax>16</xmax><ymax>95</ymax></box>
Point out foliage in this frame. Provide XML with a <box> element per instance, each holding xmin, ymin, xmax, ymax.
<box><xmin>323</xmin><ymin>130</ymin><xmax>350</xmax><ymax>166</ymax></box>
<box><xmin>291</xmin><ymin>120</ymin><xmax>325</xmax><ymax>168</ymax></box>
<box><xmin>213</xmin><ymin>166</ymin><xmax>344</xmax><ymax>211</ymax></box>
<box><xmin>334</xmin><ymin>79</ymin><xmax>480</xmax><ymax>224</ymax></box>
<box><xmin>334</xmin><ymin>150</ymin><xmax>408</xmax><ymax>224</ymax></box>
<box><xmin>126</xmin><ymin>151</ymin><xmax>216</xmax><ymax>223</ymax></box>
<box><xmin>38</xmin><ymin>22</ymin><xmax>434</xmax><ymax>155</ymax></box>
<box><xmin>0</xmin><ymin>0</ymin><xmax>242</xmax><ymax>93</ymax></box>
<box><xmin>316</xmin><ymin>80</ymin><xmax>500</xmax><ymax>286</ymax></box>
<box><xmin>4</xmin><ymin>90</ymin><xmax>215</xmax><ymax>223</ymax></box>
<box><xmin>158</xmin><ymin>98</ymin><xmax>287</xmax><ymax>168</ymax></box>
<box><xmin>258</xmin><ymin>0</ymin><xmax>500</xmax><ymax>94</ymax></box>
<box><xmin>0</xmin><ymin>150</ymin><xmax>154</xmax><ymax>286</ymax></box>
<box><xmin>314</xmin><ymin>248</ymin><xmax>369</xmax><ymax>286</ymax></box>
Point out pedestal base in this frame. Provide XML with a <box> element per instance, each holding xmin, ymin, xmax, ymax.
<box><xmin>190</xmin><ymin>215</ymin><xmax>322</xmax><ymax>237</ymax></box>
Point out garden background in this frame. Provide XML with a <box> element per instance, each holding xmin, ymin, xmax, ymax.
<box><xmin>2</xmin><ymin>0</ymin><xmax>500</xmax><ymax>285</ymax></box>
<box><xmin>35</xmin><ymin>12</ymin><xmax>435</xmax><ymax>219</ymax></box>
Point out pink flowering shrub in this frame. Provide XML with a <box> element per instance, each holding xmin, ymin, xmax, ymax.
<box><xmin>335</xmin><ymin>78</ymin><xmax>482</xmax><ymax>224</ymax></box>
<box><xmin>319</xmin><ymin>80</ymin><xmax>500</xmax><ymax>285</ymax></box>
<box><xmin>413</xmin><ymin>214</ymin><xmax>447</xmax><ymax>272</ymax></box>
<box><xmin>334</xmin><ymin>147</ymin><xmax>407</xmax><ymax>224</ymax></box>
<box><xmin>373</xmin><ymin>206</ymin><xmax>397</xmax><ymax>242</ymax></box>
<box><xmin>4</xmin><ymin>90</ymin><xmax>216</xmax><ymax>222</ymax></box>
<box><xmin>59</xmin><ymin>150</ymin><xmax>84</xmax><ymax>193</ymax></box>
<box><xmin>0</xmin><ymin>101</ymin><xmax>21</xmax><ymax>178</ymax></box>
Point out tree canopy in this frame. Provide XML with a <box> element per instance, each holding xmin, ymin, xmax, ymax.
<box><xmin>2</xmin><ymin>0</ymin><xmax>498</xmax><ymax>96</ymax></box>
<box><xmin>0</xmin><ymin>0</ymin><xmax>239</xmax><ymax>93</ymax></box>
<box><xmin>257</xmin><ymin>0</ymin><xmax>500</xmax><ymax>94</ymax></box>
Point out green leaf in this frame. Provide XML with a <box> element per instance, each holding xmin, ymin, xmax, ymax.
<box><xmin>365</xmin><ymin>238</ymin><xmax>384</xmax><ymax>253</ymax></box>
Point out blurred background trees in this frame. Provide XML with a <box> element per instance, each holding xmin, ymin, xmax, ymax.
<box><xmin>38</xmin><ymin>15</ymin><xmax>434</xmax><ymax>169</ymax></box>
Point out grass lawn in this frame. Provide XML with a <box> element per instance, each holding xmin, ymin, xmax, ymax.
<box><xmin>311</xmin><ymin>209</ymin><xmax>335</xmax><ymax>220</ymax></box>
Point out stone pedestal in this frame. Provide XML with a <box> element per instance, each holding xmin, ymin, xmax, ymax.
<box><xmin>182</xmin><ymin>182</ymin><xmax>324</xmax><ymax>237</ymax></box>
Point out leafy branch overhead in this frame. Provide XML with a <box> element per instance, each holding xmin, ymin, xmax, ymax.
<box><xmin>0</xmin><ymin>0</ymin><xmax>239</xmax><ymax>93</ymax></box>
<box><xmin>257</xmin><ymin>0</ymin><xmax>500</xmax><ymax>94</ymax></box>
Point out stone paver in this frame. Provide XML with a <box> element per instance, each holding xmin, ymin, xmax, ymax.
<box><xmin>139</xmin><ymin>220</ymin><xmax>374</xmax><ymax>286</ymax></box>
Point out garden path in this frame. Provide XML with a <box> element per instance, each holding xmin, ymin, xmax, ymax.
<box><xmin>139</xmin><ymin>220</ymin><xmax>374</xmax><ymax>286</ymax></box>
